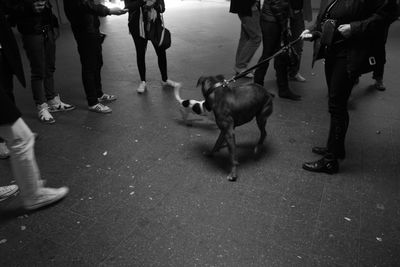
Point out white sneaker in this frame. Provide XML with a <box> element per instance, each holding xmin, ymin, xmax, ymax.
<box><xmin>0</xmin><ymin>142</ymin><xmax>10</xmax><ymax>159</ymax></box>
<box><xmin>161</xmin><ymin>79</ymin><xmax>180</xmax><ymax>88</ymax></box>
<box><xmin>24</xmin><ymin>187</ymin><xmax>69</xmax><ymax>210</ymax></box>
<box><xmin>88</xmin><ymin>103</ymin><xmax>112</xmax><ymax>114</ymax></box>
<box><xmin>137</xmin><ymin>81</ymin><xmax>147</xmax><ymax>94</ymax></box>
<box><xmin>47</xmin><ymin>95</ymin><xmax>75</xmax><ymax>112</ymax></box>
<box><xmin>37</xmin><ymin>103</ymin><xmax>55</xmax><ymax>124</ymax></box>
<box><xmin>98</xmin><ymin>93</ymin><xmax>117</xmax><ymax>103</ymax></box>
<box><xmin>0</xmin><ymin>184</ymin><xmax>18</xmax><ymax>202</ymax></box>
<box><xmin>289</xmin><ymin>73</ymin><xmax>306</xmax><ymax>82</ymax></box>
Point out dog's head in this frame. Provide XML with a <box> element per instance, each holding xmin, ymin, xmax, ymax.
<box><xmin>197</xmin><ymin>75</ymin><xmax>225</xmax><ymax>99</ymax></box>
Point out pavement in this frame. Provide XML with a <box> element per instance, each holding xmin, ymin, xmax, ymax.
<box><xmin>1</xmin><ymin>2</ymin><xmax>400</xmax><ymax>266</ymax></box>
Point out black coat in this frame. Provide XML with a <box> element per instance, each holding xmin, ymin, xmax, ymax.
<box><xmin>229</xmin><ymin>0</ymin><xmax>257</xmax><ymax>17</ymax></box>
<box><xmin>310</xmin><ymin>0</ymin><xmax>389</xmax><ymax>76</ymax></box>
<box><xmin>124</xmin><ymin>0</ymin><xmax>165</xmax><ymax>37</ymax></box>
<box><xmin>63</xmin><ymin>0</ymin><xmax>110</xmax><ymax>34</ymax></box>
<box><xmin>0</xmin><ymin>6</ymin><xmax>23</xmax><ymax>125</ymax></box>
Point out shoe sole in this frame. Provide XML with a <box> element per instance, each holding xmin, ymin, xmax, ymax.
<box><xmin>48</xmin><ymin>106</ymin><xmax>76</xmax><ymax>113</ymax></box>
<box><xmin>24</xmin><ymin>188</ymin><xmax>69</xmax><ymax>210</ymax></box>
<box><xmin>89</xmin><ymin>109</ymin><xmax>112</xmax><ymax>114</ymax></box>
<box><xmin>0</xmin><ymin>187</ymin><xmax>19</xmax><ymax>201</ymax></box>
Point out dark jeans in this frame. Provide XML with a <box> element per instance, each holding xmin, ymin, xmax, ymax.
<box><xmin>324</xmin><ymin>54</ymin><xmax>357</xmax><ymax>158</ymax></box>
<box><xmin>0</xmin><ymin>50</ymin><xmax>15</xmax><ymax>103</ymax></box>
<box><xmin>0</xmin><ymin>50</ymin><xmax>16</xmax><ymax>143</ymax></box>
<box><xmin>22</xmin><ymin>30</ymin><xmax>57</xmax><ymax>105</ymax></box>
<box><xmin>253</xmin><ymin>20</ymin><xmax>289</xmax><ymax>92</ymax></box>
<box><xmin>288</xmin><ymin>10</ymin><xmax>305</xmax><ymax>77</ymax></box>
<box><xmin>131</xmin><ymin>34</ymin><xmax>168</xmax><ymax>82</ymax></box>
<box><xmin>72</xmin><ymin>30</ymin><xmax>104</xmax><ymax>106</ymax></box>
<box><xmin>372</xmin><ymin>25</ymin><xmax>389</xmax><ymax>80</ymax></box>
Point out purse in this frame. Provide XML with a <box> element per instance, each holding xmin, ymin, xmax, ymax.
<box><xmin>320</xmin><ymin>19</ymin><xmax>337</xmax><ymax>46</ymax></box>
<box><xmin>151</xmin><ymin>14</ymin><xmax>171</xmax><ymax>50</ymax></box>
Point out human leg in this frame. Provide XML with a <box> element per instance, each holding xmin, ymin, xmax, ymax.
<box><xmin>288</xmin><ymin>11</ymin><xmax>306</xmax><ymax>81</ymax></box>
<box><xmin>235</xmin><ymin>8</ymin><xmax>262</xmax><ymax>72</ymax></box>
<box><xmin>132</xmin><ymin>35</ymin><xmax>148</xmax><ymax>93</ymax></box>
<box><xmin>0</xmin><ymin>118</ymin><xmax>68</xmax><ymax>209</ymax></box>
<box><xmin>254</xmin><ymin>21</ymin><xmax>281</xmax><ymax>86</ymax></box>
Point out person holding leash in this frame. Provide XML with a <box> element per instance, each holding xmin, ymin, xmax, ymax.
<box><xmin>301</xmin><ymin>0</ymin><xmax>392</xmax><ymax>174</ymax></box>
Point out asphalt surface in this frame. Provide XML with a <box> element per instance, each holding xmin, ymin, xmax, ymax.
<box><xmin>1</xmin><ymin>2</ymin><xmax>400</xmax><ymax>266</ymax></box>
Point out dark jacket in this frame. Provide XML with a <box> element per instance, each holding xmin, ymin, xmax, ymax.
<box><xmin>289</xmin><ymin>0</ymin><xmax>303</xmax><ymax>11</ymax></box>
<box><xmin>309</xmin><ymin>0</ymin><xmax>389</xmax><ymax>76</ymax></box>
<box><xmin>0</xmin><ymin>6</ymin><xmax>23</xmax><ymax>125</ymax></box>
<box><xmin>8</xmin><ymin>0</ymin><xmax>59</xmax><ymax>35</ymax></box>
<box><xmin>229</xmin><ymin>0</ymin><xmax>257</xmax><ymax>17</ymax></box>
<box><xmin>124</xmin><ymin>0</ymin><xmax>165</xmax><ymax>36</ymax></box>
<box><xmin>63</xmin><ymin>0</ymin><xmax>111</xmax><ymax>34</ymax></box>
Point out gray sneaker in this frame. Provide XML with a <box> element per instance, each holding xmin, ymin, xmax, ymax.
<box><xmin>24</xmin><ymin>187</ymin><xmax>69</xmax><ymax>210</ymax></box>
<box><xmin>48</xmin><ymin>95</ymin><xmax>75</xmax><ymax>112</ymax></box>
<box><xmin>0</xmin><ymin>184</ymin><xmax>19</xmax><ymax>202</ymax></box>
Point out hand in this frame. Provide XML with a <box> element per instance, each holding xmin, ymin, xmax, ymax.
<box><xmin>33</xmin><ymin>1</ymin><xmax>46</xmax><ymax>13</ymax></box>
<box><xmin>145</xmin><ymin>0</ymin><xmax>156</xmax><ymax>6</ymax></box>
<box><xmin>109</xmin><ymin>7</ymin><xmax>128</xmax><ymax>16</ymax></box>
<box><xmin>338</xmin><ymin>24</ymin><xmax>351</xmax><ymax>38</ymax></box>
<box><xmin>300</xmin><ymin>29</ymin><xmax>313</xmax><ymax>41</ymax></box>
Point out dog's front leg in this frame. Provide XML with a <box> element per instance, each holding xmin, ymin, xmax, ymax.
<box><xmin>224</xmin><ymin>128</ymin><xmax>238</xmax><ymax>181</ymax></box>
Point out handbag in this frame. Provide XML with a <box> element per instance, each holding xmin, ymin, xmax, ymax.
<box><xmin>150</xmin><ymin>14</ymin><xmax>171</xmax><ymax>50</ymax></box>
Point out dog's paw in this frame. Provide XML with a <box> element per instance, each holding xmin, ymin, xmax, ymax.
<box><xmin>227</xmin><ymin>174</ymin><xmax>237</xmax><ymax>182</ymax></box>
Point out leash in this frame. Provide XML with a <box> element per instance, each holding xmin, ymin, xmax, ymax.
<box><xmin>204</xmin><ymin>36</ymin><xmax>302</xmax><ymax>98</ymax></box>
<box><xmin>223</xmin><ymin>36</ymin><xmax>302</xmax><ymax>86</ymax></box>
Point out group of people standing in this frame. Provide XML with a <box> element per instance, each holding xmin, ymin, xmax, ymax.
<box><xmin>231</xmin><ymin>0</ymin><xmax>398</xmax><ymax>174</ymax></box>
<box><xmin>0</xmin><ymin>0</ymin><xmax>399</xmax><ymax>210</ymax></box>
<box><xmin>0</xmin><ymin>0</ymin><xmax>178</xmax><ymax>210</ymax></box>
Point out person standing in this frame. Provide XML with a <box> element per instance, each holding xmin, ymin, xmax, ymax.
<box><xmin>229</xmin><ymin>0</ymin><xmax>262</xmax><ymax>78</ymax></box>
<box><xmin>301</xmin><ymin>0</ymin><xmax>390</xmax><ymax>174</ymax></box>
<box><xmin>287</xmin><ymin>0</ymin><xmax>310</xmax><ymax>82</ymax></box>
<box><xmin>0</xmin><ymin>2</ymin><xmax>68</xmax><ymax>209</ymax></box>
<box><xmin>254</xmin><ymin>0</ymin><xmax>302</xmax><ymax>101</ymax></box>
<box><xmin>10</xmin><ymin>0</ymin><xmax>75</xmax><ymax>124</ymax></box>
<box><xmin>63</xmin><ymin>0</ymin><xmax>127</xmax><ymax>113</ymax></box>
<box><xmin>124</xmin><ymin>0</ymin><xmax>179</xmax><ymax>94</ymax></box>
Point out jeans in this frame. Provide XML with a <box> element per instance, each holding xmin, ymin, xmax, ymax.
<box><xmin>132</xmin><ymin>34</ymin><xmax>168</xmax><ymax>82</ymax></box>
<box><xmin>254</xmin><ymin>20</ymin><xmax>289</xmax><ymax>92</ymax></box>
<box><xmin>0</xmin><ymin>118</ymin><xmax>41</xmax><ymax>202</ymax></box>
<box><xmin>324</xmin><ymin>54</ymin><xmax>357</xmax><ymax>158</ymax></box>
<box><xmin>72</xmin><ymin>30</ymin><xmax>104</xmax><ymax>106</ymax></box>
<box><xmin>235</xmin><ymin>6</ymin><xmax>262</xmax><ymax>71</ymax></box>
<box><xmin>288</xmin><ymin>10</ymin><xmax>305</xmax><ymax>77</ymax></box>
<box><xmin>22</xmin><ymin>29</ymin><xmax>57</xmax><ymax>105</ymax></box>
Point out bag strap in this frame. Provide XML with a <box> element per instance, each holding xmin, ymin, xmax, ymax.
<box><xmin>158</xmin><ymin>13</ymin><xmax>166</xmax><ymax>47</ymax></box>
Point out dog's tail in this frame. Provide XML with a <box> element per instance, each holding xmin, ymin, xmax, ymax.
<box><xmin>174</xmin><ymin>83</ymin><xmax>184</xmax><ymax>104</ymax></box>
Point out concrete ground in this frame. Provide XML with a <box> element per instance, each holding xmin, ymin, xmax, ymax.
<box><xmin>1</xmin><ymin>1</ymin><xmax>400</xmax><ymax>266</ymax></box>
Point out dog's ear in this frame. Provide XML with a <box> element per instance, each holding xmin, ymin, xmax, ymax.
<box><xmin>197</xmin><ymin>76</ymin><xmax>207</xmax><ymax>87</ymax></box>
<box><xmin>215</xmin><ymin>75</ymin><xmax>225</xmax><ymax>82</ymax></box>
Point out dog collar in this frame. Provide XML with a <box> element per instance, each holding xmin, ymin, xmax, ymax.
<box><xmin>204</xmin><ymin>81</ymin><xmax>226</xmax><ymax>98</ymax></box>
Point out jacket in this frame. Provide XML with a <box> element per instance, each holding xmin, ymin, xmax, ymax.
<box><xmin>229</xmin><ymin>0</ymin><xmax>257</xmax><ymax>17</ymax></box>
<box><xmin>63</xmin><ymin>0</ymin><xmax>111</xmax><ymax>34</ymax></box>
<box><xmin>8</xmin><ymin>0</ymin><xmax>59</xmax><ymax>35</ymax></box>
<box><xmin>0</xmin><ymin>6</ymin><xmax>23</xmax><ymax>125</ymax></box>
<box><xmin>309</xmin><ymin>0</ymin><xmax>388</xmax><ymax>76</ymax></box>
<box><xmin>124</xmin><ymin>0</ymin><xmax>165</xmax><ymax>36</ymax></box>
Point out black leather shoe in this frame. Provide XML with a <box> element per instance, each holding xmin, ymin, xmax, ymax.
<box><xmin>279</xmin><ymin>91</ymin><xmax>301</xmax><ymax>101</ymax></box>
<box><xmin>302</xmin><ymin>156</ymin><xmax>339</xmax><ymax>174</ymax></box>
<box><xmin>311</xmin><ymin>146</ymin><xmax>345</xmax><ymax>159</ymax></box>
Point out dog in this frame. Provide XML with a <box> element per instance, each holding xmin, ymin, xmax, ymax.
<box><xmin>174</xmin><ymin>83</ymin><xmax>213</xmax><ymax>125</ymax></box>
<box><xmin>197</xmin><ymin>75</ymin><xmax>274</xmax><ymax>181</ymax></box>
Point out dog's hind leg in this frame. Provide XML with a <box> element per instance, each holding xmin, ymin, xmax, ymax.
<box><xmin>254</xmin><ymin>114</ymin><xmax>267</xmax><ymax>154</ymax></box>
<box><xmin>208</xmin><ymin>131</ymin><xmax>225</xmax><ymax>156</ymax></box>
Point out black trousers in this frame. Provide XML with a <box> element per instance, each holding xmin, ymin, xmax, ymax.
<box><xmin>324</xmin><ymin>54</ymin><xmax>357</xmax><ymax>158</ymax></box>
<box><xmin>131</xmin><ymin>34</ymin><xmax>168</xmax><ymax>82</ymax></box>
<box><xmin>0</xmin><ymin>50</ymin><xmax>15</xmax><ymax>103</ymax></box>
<box><xmin>72</xmin><ymin>31</ymin><xmax>104</xmax><ymax>106</ymax></box>
<box><xmin>253</xmin><ymin>20</ymin><xmax>289</xmax><ymax>92</ymax></box>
